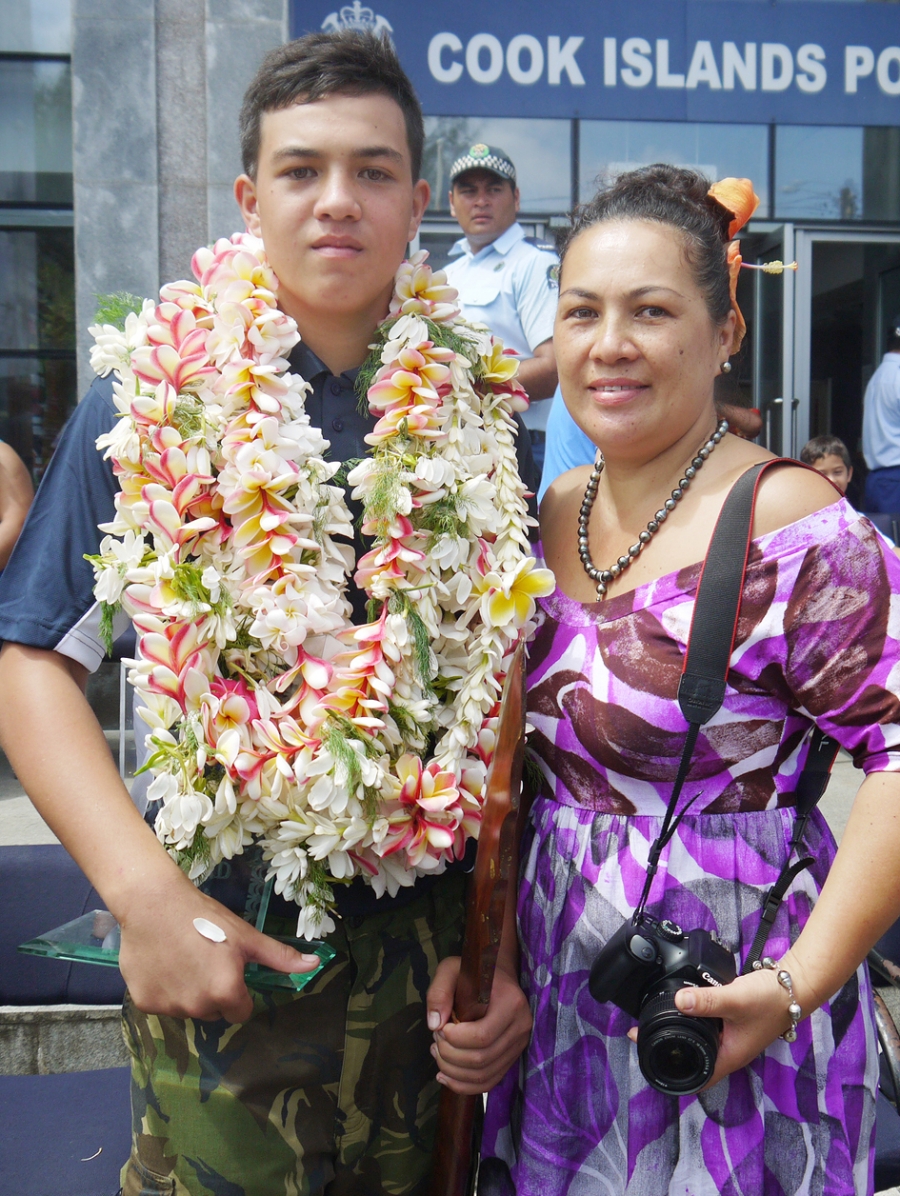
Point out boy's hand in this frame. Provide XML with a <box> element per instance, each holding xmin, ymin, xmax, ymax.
<box><xmin>118</xmin><ymin>875</ymin><xmax>321</xmax><ymax>1023</ymax></box>
<box><xmin>425</xmin><ymin>955</ymin><xmax>532</xmax><ymax>1095</ymax></box>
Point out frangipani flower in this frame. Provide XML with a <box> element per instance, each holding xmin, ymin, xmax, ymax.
<box><xmin>476</xmin><ymin>557</ymin><xmax>556</xmax><ymax>628</ymax></box>
<box><xmin>479</xmin><ymin>341</ymin><xmax>521</xmax><ymax>387</ymax></box>
<box><xmin>389</xmin><ymin>251</ymin><xmax>459</xmax><ymax>322</ymax></box>
<box><xmin>131</xmin><ymin>338</ymin><xmax>216</xmax><ymax>394</ymax></box>
<box><xmin>379</xmin><ymin>754</ymin><xmax>464</xmax><ymax>867</ymax></box>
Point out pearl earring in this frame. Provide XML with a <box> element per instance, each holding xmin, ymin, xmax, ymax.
<box><xmin>721</xmin><ymin>360</ymin><xmax>732</xmax><ymax>373</ymax></box>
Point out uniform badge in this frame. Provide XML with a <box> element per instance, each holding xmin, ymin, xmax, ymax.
<box><xmin>547</xmin><ymin>263</ymin><xmax>560</xmax><ymax>287</ymax></box>
<box><xmin>469</xmin><ymin>144</ymin><xmax>490</xmax><ymax>159</ymax></box>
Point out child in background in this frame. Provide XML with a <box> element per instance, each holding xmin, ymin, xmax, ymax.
<box><xmin>802</xmin><ymin>433</ymin><xmax>900</xmax><ymax>553</ymax></box>
<box><xmin>800</xmin><ymin>434</ymin><xmax>854</xmax><ymax>495</ymax></box>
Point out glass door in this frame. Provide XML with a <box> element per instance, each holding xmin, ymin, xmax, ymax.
<box><xmin>793</xmin><ymin>230</ymin><xmax>900</xmax><ymax>489</ymax></box>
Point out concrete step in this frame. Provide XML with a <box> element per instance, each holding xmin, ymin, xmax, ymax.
<box><xmin>0</xmin><ymin>1005</ymin><xmax>129</xmax><ymax>1076</ymax></box>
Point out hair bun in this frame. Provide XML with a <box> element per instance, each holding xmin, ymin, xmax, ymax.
<box><xmin>702</xmin><ymin>191</ymin><xmax>735</xmax><ymax>244</ymax></box>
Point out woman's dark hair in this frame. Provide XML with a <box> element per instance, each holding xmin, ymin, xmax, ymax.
<box><xmin>559</xmin><ymin>164</ymin><xmax>735</xmax><ymax>327</ymax></box>
<box><xmin>800</xmin><ymin>434</ymin><xmax>852</xmax><ymax>471</ymax></box>
<box><xmin>240</xmin><ymin>31</ymin><xmax>424</xmax><ymax>181</ymax></box>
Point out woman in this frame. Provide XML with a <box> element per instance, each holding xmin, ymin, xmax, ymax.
<box><xmin>478</xmin><ymin>166</ymin><xmax>900</xmax><ymax>1195</ymax></box>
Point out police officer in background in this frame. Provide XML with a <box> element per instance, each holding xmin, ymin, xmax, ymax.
<box><xmin>863</xmin><ymin>314</ymin><xmax>900</xmax><ymax>513</ymax></box>
<box><xmin>444</xmin><ymin>144</ymin><xmax>558</xmax><ymax>469</ymax></box>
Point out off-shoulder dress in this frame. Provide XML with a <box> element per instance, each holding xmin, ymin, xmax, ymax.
<box><xmin>482</xmin><ymin>500</ymin><xmax>900</xmax><ymax>1196</ymax></box>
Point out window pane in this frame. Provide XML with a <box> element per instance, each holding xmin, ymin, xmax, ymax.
<box><xmin>0</xmin><ymin>60</ymin><xmax>73</xmax><ymax>204</ymax></box>
<box><xmin>0</xmin><ymin>356</ymin><xmax>77</xmax><ymax>481</ymax></box>
<box><xmin>775</xmin><ymin>126</ymin><xmax>863</xmax><ymax>220</ymax></box>
<box><xmin>863</xmin><ymin>129</ymin><xmax>900</xmax><ymax>223</ymax></box>
<box><xmin>0</xmin><ymin>227</ymin><xmax>74</xmax><ymax>351</ymax></box>
<box><xmin>0</xmin><ymin>0</ymin><xmax>72</xmax><ymax>54</ymax></box>
<box><xmin>423</xmin><ymin>116</ymin><xmax>570</xmax><ymax>215</ymax></box>
<box><xmin>579</xmin><ymin>121</ymin><xmax>769</xmax><ymax>215</ymax></box>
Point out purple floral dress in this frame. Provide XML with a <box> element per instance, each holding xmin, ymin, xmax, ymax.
<box><xmin>482</xmin><ymin>500</ymin><xmax>900</xmax><ymax>1196</ymax></box>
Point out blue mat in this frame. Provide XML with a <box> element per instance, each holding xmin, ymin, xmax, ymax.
<box><xmin>0</xmin><ymin>1067</ymin><xmax>130</xmax><ymax>1195</ymax></box>
<box><xmin>0</xmin><ymin>844</ymin><xmax>125</xmax><ymax>1005</ymax></box>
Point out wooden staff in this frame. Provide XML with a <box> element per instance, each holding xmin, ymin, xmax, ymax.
<box><xmin>431</xmin><ymin>639</ymin><xmax>527</xmax><ymax>1196</ymax></box>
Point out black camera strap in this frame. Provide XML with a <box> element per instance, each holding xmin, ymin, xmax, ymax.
<box><xmin>632</xmin><ymin>460</ymin><xmax>839</xmax><ymax>972</ymax></box>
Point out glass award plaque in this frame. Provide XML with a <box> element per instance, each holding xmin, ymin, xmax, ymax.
<box><xmin>19</xmin><ymin>863</ymin><xmax>336</xmax><ymax>993</ymax></box>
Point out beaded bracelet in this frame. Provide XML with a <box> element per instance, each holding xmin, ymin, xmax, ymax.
<box><xmin>752</xmin><ymin>956</ymin><xmax>803</xmax><ymax>1042</ymax></box>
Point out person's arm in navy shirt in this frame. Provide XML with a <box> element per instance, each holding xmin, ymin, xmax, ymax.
<box><xmin>0</xmin><ymin>381</ymin><xmax>317</xmax><ymax>1023</ymax></box>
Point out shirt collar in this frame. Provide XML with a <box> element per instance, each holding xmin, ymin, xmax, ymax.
<box><xmin>448</xmin><ymin>221</ymin><xmax>525</xmax><ymax>261</ymax></box>
<box><xmin>491</xmin><ymin>222</ymin><xmax>525</xmax><ymax>256</ymax></box>
<box><xmin>289</xmin><ymin>338</ymin><xmax>361</xmax><ymax>383</ymax></box>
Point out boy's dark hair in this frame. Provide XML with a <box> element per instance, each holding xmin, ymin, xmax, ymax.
<box><xmin>240</xmin><ymin>31</ymin><xmax>424</xmax><ymax>181</ymax></box>
<box><xmin>559</xmin><ymin>164</ymin><xmax>734</xmax><ymax>328</ymax></box>
<box><xmin>800</xmin><ymin>434</ymin><xmax>852</xmax><ymax>471</ymax></box>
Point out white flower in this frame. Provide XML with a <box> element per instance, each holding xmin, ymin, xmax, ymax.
<box><xmin>95</xmin><ymin>414</ymin><xmax>142</xmax><ymax>466</ymax></box>
<box><xmin>92</xmin><ymin>530</ymin><xmax>146</xmax><ymax>605</ymax></box>
<box><xmin>456</xmin><ymin>476</ymin><xmax>496</xmax><ymax>536</ymax></box>
<box><xmin>295</xmin><ymin>901</ymin><xmax>335</xmax><ymax>941</ymax></box>
<box><xmin>414</xmin><ymin>455</ymin><xmax>455</xmax><ymax>488</ymax></box>
<box><xmin>431</xmin><ymin>533</ymin><xmax>469</xmax><ymax>573</ymax></box>
<box><xmin>153</xmin><ymin>777</ymin><xmax>214</xmax><ymax>851</ymax></box>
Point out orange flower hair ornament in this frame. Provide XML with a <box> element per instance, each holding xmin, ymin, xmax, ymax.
<box><xmin>707</xmin><ymin>178</ymin><xmax>797</xmax><ymax>355</ymax></box>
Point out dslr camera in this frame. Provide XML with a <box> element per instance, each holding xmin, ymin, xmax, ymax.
<box><xmin>588</xmin><ymin>913</ymin><xmax>736</xmax><ymax>1095</ymax></box>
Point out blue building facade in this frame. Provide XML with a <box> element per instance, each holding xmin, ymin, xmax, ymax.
<box><xmin>1</xmin><ymin>0</ymin><xmax>898</xmax><ymax>477</ymax></box>
<box><xmin>296</xmin><ymin>0</ymin><xmax>900</xmax><ymax>465</ymax></box>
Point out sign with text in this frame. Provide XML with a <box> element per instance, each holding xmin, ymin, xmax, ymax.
<box><xmin>292</xmin><ymin>0</ymin><xmax>900</xmax><ymax>126</ymax></box>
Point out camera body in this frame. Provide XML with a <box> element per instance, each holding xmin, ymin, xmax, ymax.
<box><xmin>589</xmin><ymin>914</ymin><xmax>737</xmax><ymax>1095</ymax></box>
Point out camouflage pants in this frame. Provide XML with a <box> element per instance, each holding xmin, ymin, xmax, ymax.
<box><xmin>120</xmin><ymin>873</ymin><xmax>466</xmax><ymax>1196</ymax></box>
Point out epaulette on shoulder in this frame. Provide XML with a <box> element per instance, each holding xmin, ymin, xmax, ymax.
<box><xmin>523</xmin><ymin>235</ymin><xmax>557</xmax><ymax>253</ymax></box>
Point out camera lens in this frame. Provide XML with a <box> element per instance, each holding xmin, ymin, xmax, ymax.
<box><xmin>636</xmin><ymin>989</ymin><xmax>719</xmax><ymax>1095</ymax></box>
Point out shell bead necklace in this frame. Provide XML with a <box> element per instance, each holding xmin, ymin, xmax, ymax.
<box><xmin>578</xmin><ymin>419</ymin><xmax>729</xmax><ymax>599</ymax></box>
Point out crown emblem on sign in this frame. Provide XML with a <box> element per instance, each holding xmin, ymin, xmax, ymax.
<box><xmin>321</xmin><ymin>2</ymin><xmax>393</xmax><ymax>34</ymax></box>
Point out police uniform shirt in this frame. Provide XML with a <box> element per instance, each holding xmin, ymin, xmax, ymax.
<box><xmin>863</xmin><ymin>352</ymin><xmax>900</xmax><ymax>470</ymax></box>
<box><xmin>444</xmin><ymin>221</ymin><xmax>558</xmax><ymax>433</ymax></box>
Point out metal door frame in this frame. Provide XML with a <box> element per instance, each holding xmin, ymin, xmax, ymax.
<box><xmin>751</xmin><ymin>223</ymin><xmax>795</xmax><ymax>454</ymax></box>
<box><xmin>793</xmin><ymin>227</ymin><xmax>900</xmax><ymax>458</ymax></box>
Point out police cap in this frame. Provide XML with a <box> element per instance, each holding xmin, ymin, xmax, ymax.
<box><xmin>449</xmin><ymin>144</ymin><xmax>516</xmax><ymax>185</ymax></box>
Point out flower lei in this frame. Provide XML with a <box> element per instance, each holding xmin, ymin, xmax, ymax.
<box><xmin>88</xmin><ymin>234</ymin><xmax>554</xmax><ymax>937</ymax></box>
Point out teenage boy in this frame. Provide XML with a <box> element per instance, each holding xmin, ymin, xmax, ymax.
<box><xmin>0</xmin><ymin>32</ymin><xmax>532</xmax><ymax>1196</ymax></box>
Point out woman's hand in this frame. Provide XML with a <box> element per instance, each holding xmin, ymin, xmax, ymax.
<box><xmin>626</xmin><ymin>958</ymin><xmax>816</xmax><ymax>1089</ymax></box>
<box><xmin>425</xmin><ymin>956</ymin><xmax>533</xmax><ymax>1095</ymax></box>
